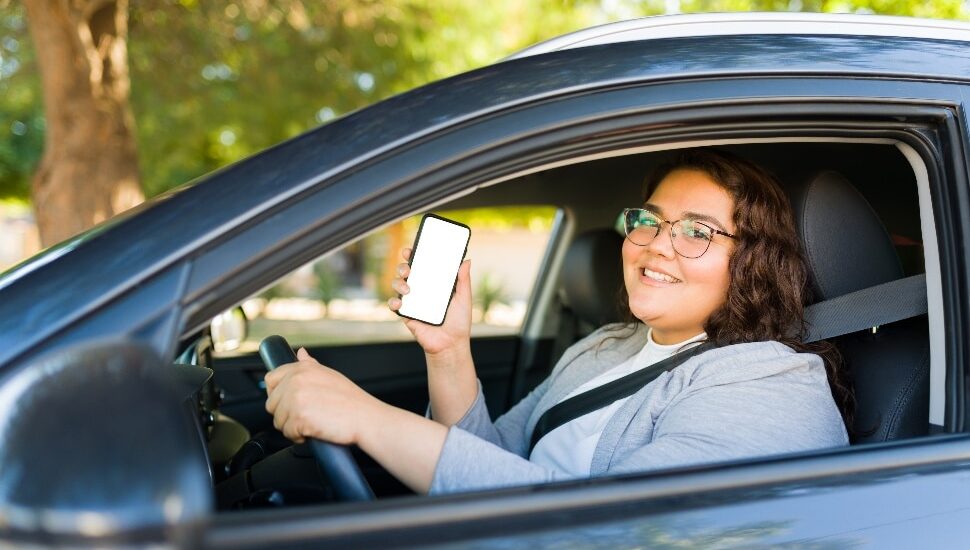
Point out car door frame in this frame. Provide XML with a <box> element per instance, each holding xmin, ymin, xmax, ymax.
<box><xmin>182</xmin><ymin>78</ymin><xmax>968</xmax><ymax>421</ymax></box>
<box><xmin>189</xmin><ymin>73</ymin><xmax>970</xmax><ymax>546</ymax></box>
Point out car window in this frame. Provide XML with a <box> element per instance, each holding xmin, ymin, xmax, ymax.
<box><xmin>229</xmin><ymin>206</ymin><xmax>559</xmax><ymax>351</ymax></box>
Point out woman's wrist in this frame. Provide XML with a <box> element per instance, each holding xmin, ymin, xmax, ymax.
<box><xmin>424</xmin><ymin>341</ymin><xmax>473</xmax><ymax>369</ymax></box>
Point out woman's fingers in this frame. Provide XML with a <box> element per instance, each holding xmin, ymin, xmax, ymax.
<box><xmin>390</xmin><ymin>277</ymin><xmax>410</xmax><ymax>295</ymax></box>
<box><xmin>266</xmin><ymin>366</ymin><xmax>311</xmax><ymax>443</ymax></box>
<box><xmin>388</xmin><ymin>249</ymin><xmax>412</xmax><ymax>314</ymax></box>
<box><xmin>263</xmin><ymin>369</ymin><xmax>280</xmax><ymax>393</ymax></box>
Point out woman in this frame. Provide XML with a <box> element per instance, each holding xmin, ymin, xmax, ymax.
<box><xmin>264</xmin><ymin>148</ymin><xmax>850</xmax><ymax>495</ymax></box>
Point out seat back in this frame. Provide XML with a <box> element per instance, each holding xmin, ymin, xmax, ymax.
<box><xmin>788</xmin><ymin>170</ymin><xmax>930</xmax><ymax>442</ymax></box>
<box><xmin>558</xmin><ymin>229</ymin><xmax>626</xmax><ymax>333</ymax></box>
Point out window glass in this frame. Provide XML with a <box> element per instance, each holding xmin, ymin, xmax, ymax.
<box><xmin>235</xmin><ymin>206</ymin><xmax>559</xmax><ymax>350</ymax></box>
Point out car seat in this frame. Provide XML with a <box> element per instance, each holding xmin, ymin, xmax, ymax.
<box><xmin>788</xmin><ymin>170</ymin><xmax>930</xmax><ymax>443</ymax></box>
<box><xmin>558</xmin><ymin>229</ymin><xmax>626</xmax><ymax>333</ymax></box>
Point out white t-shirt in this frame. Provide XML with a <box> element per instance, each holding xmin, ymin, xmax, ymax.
<box><xmin>529</xmin><ymin>329</ymin><xmax>707</xmax><ymax>476</ymax></box>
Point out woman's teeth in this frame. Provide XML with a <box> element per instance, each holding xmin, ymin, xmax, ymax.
<box><xmin>643</xmin><ymin>268</ymin><xmax>680</xmax><ymax>283</ymax></box>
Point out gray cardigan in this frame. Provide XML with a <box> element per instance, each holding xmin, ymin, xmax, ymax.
<box><xmin>429</xmin><ymin>323</ymin><xmax>849</xmax><ymax>494</ymax></box>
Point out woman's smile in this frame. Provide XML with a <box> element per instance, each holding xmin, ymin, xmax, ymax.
<box><xmin>639</xmin><ymin>266</ymin><xmax>681</xmax><ymax>285</ymax></box>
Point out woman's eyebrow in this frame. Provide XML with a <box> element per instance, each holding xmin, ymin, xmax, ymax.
<box><xmin>644</xmin><ymin>203</ymin><xmax>729</xmax><ymax>231</ymax></box>
<box><xmin>683</xmin><ymin>211</ymin><xmax>730</xmax><ymax>231</ymax></box>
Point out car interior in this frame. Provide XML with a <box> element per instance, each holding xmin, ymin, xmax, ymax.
<box><xmin>187</xmin><ymin>139</ymin><xmax>937</xmax><ymax>510</ymax></box>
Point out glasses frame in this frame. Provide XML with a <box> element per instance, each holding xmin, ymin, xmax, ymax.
<box><xmin>622</xmin><ymin>207</ymin><xmax>737</xmax><ymax>259</ymax></box>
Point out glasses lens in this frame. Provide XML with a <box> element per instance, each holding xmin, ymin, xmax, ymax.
<box><xmin>624</xmin><ymin>209</ymin><xmax>661</xmax><ymax>245</ymax></box>
<box><xmin>672</xmin><ymin>220</ymin><xmax>714</xmax><ymax>258</ymax></box>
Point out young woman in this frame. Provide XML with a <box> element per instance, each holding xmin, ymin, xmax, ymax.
<box><xmin>264</xmin><ymin>149</ymin><xmax>850</xmax><ymax>495</ymax></box>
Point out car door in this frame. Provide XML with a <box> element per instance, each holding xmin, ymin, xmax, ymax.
<box><xmin>192</xmin><ymin>37</ymin><xmax>970</xmax><ymax>545</ymax></box>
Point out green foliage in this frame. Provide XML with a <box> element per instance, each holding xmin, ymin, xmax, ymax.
<box><xmin>433</xmin><ymin>207</ymin><xmax>559</xmax><ymax>232</ymax></box>
<box><xmin>475</xmin><ymin>271</ymin><xmax>508</xmax><ymax>321</ymax></box>
<box><xmin>259</xmin><ymin>283</ymin><xmax>287</xmax><ymax>302</ymax></box>
<box><xmin>0</xmin><ymin>4</ymin><xmax>42</xmax><ymax>200</ymax></box>
<box><xmin>126</xmin><ymin>0</ymin><xmax>597</xmax><ymax>198</ymax></box>
<box><xmin>674</xmin><ymin>0</ymin><xmax>967</xmax><ymax>17</ymax></box>
<box><xmin>2</xmin><ymin>0</ymin><xmax>968</xmax><ymax>203</ymax></box>
<box><xmin>313</xmin><ymin>261</ymin><xmax>342</xmax><ymax>315</ymax></box>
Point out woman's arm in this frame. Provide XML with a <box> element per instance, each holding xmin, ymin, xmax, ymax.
<box><xmin>264</xmin><ymin>348</ymin><xmax>449</xmax><ymax>493</ymax></box>
<box><xmin>264</xmin><ymin>348</ymin><xmax>564</xmax><ymax>493</ymax></box>
<box><xmin>423</xmin><ymin>336</ymin><xmax>479</xmax><ymax>426</ymax></box>
<box><xmin>388</xmin><ymin>249</ymin><xmax>478</xmax><ymax>426</ymax></box>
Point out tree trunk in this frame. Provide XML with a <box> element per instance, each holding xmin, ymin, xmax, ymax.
<box><xmin>24</xmin><ymin>0</ymin><xmax>143</xmax><ymax>247</ymax></box>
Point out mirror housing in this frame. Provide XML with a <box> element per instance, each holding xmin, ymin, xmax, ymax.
<box><xmin>210</xmin><ymin>307</ymin><xmax>248</xmax><ymax>352</ymax></box>
<box><xmin>0</xmin><ymin>341</ymin><xmax>212</xmax><ymax>546</ymax></box>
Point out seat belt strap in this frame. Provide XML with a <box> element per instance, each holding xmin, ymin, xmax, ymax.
<box><xmin>803</xmin><ymin>273</ymin><xmax>927</xmax><ymax>343</ymax></box>
<box><xmin>527</xmin><ymin>273</ymin><xmax>928</xmax><ymax>455</ymax></box>
<box><xmin>528</xmin><ymin>342</ymin><xmax>713</xmax><ymax>453</ymax></box>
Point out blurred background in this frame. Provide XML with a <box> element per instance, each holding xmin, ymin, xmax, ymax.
<box><xmin>2</xmin><ymin>0</ymin><xmax>968</xmax><ymax>347</ymax></box>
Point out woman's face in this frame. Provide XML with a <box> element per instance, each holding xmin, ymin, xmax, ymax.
<box><xmin>622</xmin><ymin>168</ymin><xmax>736</xmax><ymax>344</ymax></box>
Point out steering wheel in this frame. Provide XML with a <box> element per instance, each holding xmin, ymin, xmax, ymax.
<box><xmin>259</xmin><ymin>335</ymin><xmax>374</xmax><ymax>502</ymax></box>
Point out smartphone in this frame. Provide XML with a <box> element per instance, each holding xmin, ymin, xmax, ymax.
<box><xmin>397</xmin><ymin>214</ymin><xmax>471</xmax><ymax>326</ymax></box>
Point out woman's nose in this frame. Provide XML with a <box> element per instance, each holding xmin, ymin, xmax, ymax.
<box><xmin>644</xmin><ymin>224</ymin><xmax>677</xmax><ymax>258</ymax></box>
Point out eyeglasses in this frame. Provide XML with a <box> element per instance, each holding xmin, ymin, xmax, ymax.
<box><xmin>622</xmin><ymin>208</ymin><xmax>737</xmax><ymax>258</ymax></box>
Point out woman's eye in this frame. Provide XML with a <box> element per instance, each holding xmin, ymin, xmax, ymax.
<box><xmin>684</xmin><ymin>223</ymin><xmax>713</xmax><ymax>241</ymax></box>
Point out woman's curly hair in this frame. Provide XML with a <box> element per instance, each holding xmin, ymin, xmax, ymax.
<box><xmin>618</xmin><ymin>148</ymin><xmax>854</xmax><ymax>428</ymax></box>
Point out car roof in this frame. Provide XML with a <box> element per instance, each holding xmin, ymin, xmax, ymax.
<box><xmin>510</xmin><ymin>12</ymin><xmax>970</xmax><ymax>59</ymax></box>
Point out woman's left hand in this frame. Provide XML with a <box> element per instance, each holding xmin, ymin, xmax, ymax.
<box><xmin>264</xmin><ymin>348</ymin><xmax>382</xmax><ymax>445</ymax></box>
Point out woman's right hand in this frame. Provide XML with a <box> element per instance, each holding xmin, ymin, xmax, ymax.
<box><xmin>387</xmin><ymin>247</ymin><xmax>472</xmax><ymax>357</ymax></box>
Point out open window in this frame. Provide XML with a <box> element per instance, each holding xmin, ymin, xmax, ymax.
<box><xmin>205</xmin><ymin>132</ymin><xmax>950</xmax><ymax>513</ymax></box>
<box><xmin>220</xmin><ymin>206</ymin><xmax>561</xmax><ymax>352</ymax></box>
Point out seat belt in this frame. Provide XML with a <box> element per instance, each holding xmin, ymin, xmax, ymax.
<box><xmin>529</xmin><ymin>342</ymin><xmax>713</xmax><ymax>453</ymax></box>
<box><xmin>802</xmin><ymin>273</ymin><xmax>927</xmax><ymax>342</ymax></box>
<box><xmin>528</xmin><ymin>273</ymin><xmax>928</xmax><ymax>454</ymax></box>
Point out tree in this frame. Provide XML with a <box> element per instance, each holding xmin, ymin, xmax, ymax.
<box><xmin>8</xmin><ymin>0</ymin><xmax>967</xmax><ymax>250</ymax></box>
<box><xmin>0</xmin><ymin>7</ymin><xmax>43</xmax><ymax>203</ymax></box>
<box><xmin>313</xmin><ymin>261</ymin><xmax>342</xmax><ymax>318</ymax></box>
<box><xmin>22</xmin><ymin>0</ymin><xmax>143</xmax><ymax>246</ymax></box>
<box><xmin>475</xmin><ymin>272</ymin><xmax>508</xmax><ymax>323</ymax></box>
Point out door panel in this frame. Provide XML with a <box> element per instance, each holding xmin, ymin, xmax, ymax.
<box><xmin>213</xmin><ymin>336</ymin><xmax>521</xmax><ymax>435</ymax></box>
<box><xmin>208</xmin><ymin>436</ymin><xmax>970</xmax><ymax>548</ymax></box>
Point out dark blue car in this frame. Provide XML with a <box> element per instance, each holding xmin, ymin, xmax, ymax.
<box><xmin>3</xmin><ymin>12</ymin><xmax>970</xmax><ymax>547</ymax></box>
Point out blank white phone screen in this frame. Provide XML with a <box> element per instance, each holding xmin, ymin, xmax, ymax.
<box><xmin>398</xmin><ymin>216</ymin><xmax>470</xmax><ymax>325</ymax></box>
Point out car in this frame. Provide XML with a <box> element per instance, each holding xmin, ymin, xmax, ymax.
<box><xmin>3</xmin><ymin>11</ymin><xmax>970</xmax><ymax>547</ymax></box>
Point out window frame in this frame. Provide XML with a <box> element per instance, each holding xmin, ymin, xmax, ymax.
<box><xmin>187</xmin><ymin>78</ymin><xmax>970</xmax><ymax>542</ymax></box>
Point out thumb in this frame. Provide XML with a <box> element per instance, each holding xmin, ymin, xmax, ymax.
<box><xmin>297</xmin><ymin>347</ymin><xmax>312</xmax><ymax>361</ymax></box>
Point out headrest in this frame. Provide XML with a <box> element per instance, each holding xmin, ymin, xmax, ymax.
<box><xmin>560</xmin><ymin>229</ymin><xmax>625</xmax><ymax>327</ymax></box>
<box><xmin>788</xmin><ymin>170</ymin><xmax>903</xmax><ymax>302</ymax></box>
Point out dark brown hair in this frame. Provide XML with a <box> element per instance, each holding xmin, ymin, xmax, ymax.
<box><xmin>618</xmin><ymin>148</ymin><xmax>853</xmax><ymax>428</ymax></box>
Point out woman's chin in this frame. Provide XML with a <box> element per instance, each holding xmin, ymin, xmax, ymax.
<box><xmin>628</xmin><ymin>295</ymin><xmax>673</xmax><ymax>322</ymax></box>
<box><xmin>628</xmin><ymin>307</ymin><xmax>665</xmax><ymax>327</ymax></box>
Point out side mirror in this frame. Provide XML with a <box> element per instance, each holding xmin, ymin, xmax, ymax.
<box><xmin>210</xmin><ymin>306</ymin><xmax>248</xmax><ymax>352</ymax></box>
<box><xmin>0</xmin><ymin>341</ymin><xmax>212</xmax><ymax>545</ymax></box>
